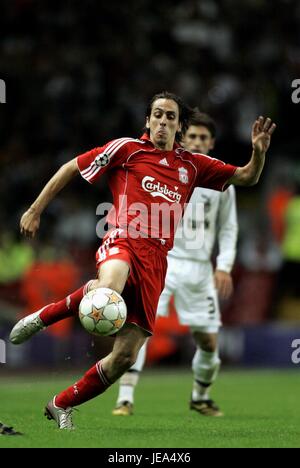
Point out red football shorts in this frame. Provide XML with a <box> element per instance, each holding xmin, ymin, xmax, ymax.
<box><xmin>95</xmin><ymin>229</ymin><xmax>168</xmax><ymax>335</ymax></box>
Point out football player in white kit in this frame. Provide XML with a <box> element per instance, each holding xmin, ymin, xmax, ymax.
<box><xmin>113</xmin><ymin>110</ymin><xmax>238</xmax><ymax>417</ymax></box>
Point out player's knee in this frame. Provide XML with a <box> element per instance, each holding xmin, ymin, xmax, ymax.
<box><xmin>87</xmin><ymin>279</ymin><xmax>100</xmax><ymax>292</ymax></box>
<box><xmin>200</xmin><ymin>337</ymin><xmax>217</xmax><ymax>353</ymax></box>
<box><xmin>90</xmin><ymin>279</ymin><xmax>122</xmax><ymax>295</ymax></box>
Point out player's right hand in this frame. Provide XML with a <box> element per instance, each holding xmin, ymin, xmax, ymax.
<box><xmin>214</xmin><ymin>270</ymin><xmax>233</xmax><ymax>300</ymax></box>
<box><xmin>20</xmin><ymin>208</ymin><xmax>40</xmax><ymax>238</ymax></box>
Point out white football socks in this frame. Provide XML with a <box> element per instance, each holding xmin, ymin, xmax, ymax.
<box><xmin>117</xmin><ymin>383</ymin><xmax>136</xmax><ymax>405</ymax></box>
<box><xmin>191</xmin><ymin>347</ymin><xmax>221</xmax><ymax>401</ymax></box>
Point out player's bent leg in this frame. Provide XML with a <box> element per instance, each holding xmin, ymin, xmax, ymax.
<box><xmin>45</xmin><ymin>323</ymin><xmax>148</xmax><ymax>429</ymax></box>
<box><xmin>190</xmin><ymin>330</ymin><xmax>223</xmax><ymax>417</ymax></box>
<box><xmin>44</xmin><ymin>260</ymin><xmax>140</xmax><ymax>429</ymax></box>
<box><xmin>110</xmin><ymin>263</ymin><xmax>173</xmax><ymax>416</ymax></box>
<box><xmin>10</xmin><ymin>260</ymin><xmax>129</xmax><ymax>345</ymax></box>
<box><xmin>113</xmin><ymin>340</ymin><xmax>148</xmax><ymax>416</ymax></box>
<box><xmin>9</xmin><ymin>281</ymin><xmax>94</xmax><ymax>345</ymax></box>
<box><xmin>10</xmin><ymin>258</ymin><xmax>130</xmax><ymax>345</ymax></box>
<box><xmin>102</xmin><ymin>322</ymin><xmax>148</xmax><ymax>382</ymax></box>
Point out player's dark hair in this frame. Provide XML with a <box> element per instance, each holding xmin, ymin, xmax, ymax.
<box><xmin>145</xmin><ymin>91</ymin><xmax>193</xmax><ymax>141</ymax></box>
<box><xmin>185</xmin><ymin>108</ymin><xmax>217</xmax><ymax>138</ymax></box>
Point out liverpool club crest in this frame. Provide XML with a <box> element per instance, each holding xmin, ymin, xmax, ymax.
<box><xmin>178</xmin><ymin>167</ymin><xmax>188</xmax><ymax>184</ymax></box>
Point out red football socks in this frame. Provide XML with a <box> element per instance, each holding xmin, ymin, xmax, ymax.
<box><xmin>39</xmin><ymin>281</ymin><xmax>92</xmax><ymax>326</ymax></box>
<box><xmin>55</xmin><ymin>361</ymin><xmax>111</xmax><ymax>408</ymax></box>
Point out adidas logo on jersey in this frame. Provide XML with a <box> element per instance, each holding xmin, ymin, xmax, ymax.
<box><xmin>159</xmin><ymin>158</ymin><xmax>169</xmax><ymax>166</ymax></box>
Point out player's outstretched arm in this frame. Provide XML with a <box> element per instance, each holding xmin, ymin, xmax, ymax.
<box><xmin>20</xmin><ymin>158</ymin><xmax>79</xmax><ymax>238</ymax></box>
<box><xmin>228</xmin><ymin>116</ymin><xmax>276</xmax><ymax>186</ymax></box>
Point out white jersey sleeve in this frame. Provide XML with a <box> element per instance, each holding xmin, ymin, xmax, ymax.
<box><xmin>215</xmin><ymin>185</ymin><xmax>238</xmax><ymax>273</ymax></box>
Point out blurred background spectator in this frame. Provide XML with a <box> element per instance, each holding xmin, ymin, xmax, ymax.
<box><xmin>1</xmin><ymin>0</ymin><xmax>300</xmax><ymax>369</ymax></box>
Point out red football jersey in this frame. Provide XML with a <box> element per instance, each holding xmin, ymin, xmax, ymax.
<box><xmin>76</xmin><ymin>134</ymin><xmax>237</xmax><ymax>251</ymax></box>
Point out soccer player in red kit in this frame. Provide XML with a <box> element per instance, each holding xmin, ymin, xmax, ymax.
<box><xmin>10</xmin><ymin>92</ymin><xmax>276</xmax><ymax>429</ymax></box>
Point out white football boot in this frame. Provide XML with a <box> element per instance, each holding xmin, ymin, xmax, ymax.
<box><xmin>44</xmin><ymin>398</ymin><xmax>75</xmax><ymax>430</ymax></box>
<box><xmin>9</xmin><ymin>307</ymin><xmax>47</xmax><ymax>344</ymax></box>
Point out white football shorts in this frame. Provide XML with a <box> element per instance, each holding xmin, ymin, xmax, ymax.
<box><xmin>157</xmin><ymin>256</ymin><xmax>221</xmax><ymax>332</ymax></box>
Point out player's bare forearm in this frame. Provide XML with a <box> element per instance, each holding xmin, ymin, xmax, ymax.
<box><xmin>228</xmin><ymin>116</ymin><xmax>276</xmax><ymax>187</ymax></box>
<box><xmin>30</xmin><ymin>159</ymin><xmax>79</xmax><ymax>214</ymax></box>
<box><xmin>229</xmin><ymin>148</ymin><xmax>265</xmax><ymax>186</ymax></box>
<box><xmin>20</xmin><ymin>158</ymin><xmax>79</xmax><ymax>238</ymax></box>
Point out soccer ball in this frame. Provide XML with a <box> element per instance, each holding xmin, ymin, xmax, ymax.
<box><xmin>79</xmin><ymin>288</ymin><xmax>127</xmax><ymax>336</ymax></box>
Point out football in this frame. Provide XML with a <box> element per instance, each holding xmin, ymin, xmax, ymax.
<box><xmin>79</xmin><ymin>288</ymin><xmax>127</xmax><ymax>336</ymax></box>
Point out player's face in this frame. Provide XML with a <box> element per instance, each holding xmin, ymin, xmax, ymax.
<box><xmin>146</xmin><ymin>99</ymin><xmax>181</xmax><ymax>151</ymax></box>
<box><xmin>182</xmin><ymin>125</ymin><xmax>215</xmax><ymax>155</ymax></box>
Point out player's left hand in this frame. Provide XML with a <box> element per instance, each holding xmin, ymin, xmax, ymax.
<box><xmin>214</xmin><ymin>270</ymin><xmax>233</xmax><ymax>300</ymax></box>
<box><xmin>252</xmin><ymin>116</ymin><xmax>276</xmax><ymax>154</ymax></box>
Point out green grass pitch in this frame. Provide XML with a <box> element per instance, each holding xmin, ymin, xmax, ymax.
<box><xmin>0</xmin><ymin>369</ymin><xmax>300</xmax><ymax>448</ymax></box>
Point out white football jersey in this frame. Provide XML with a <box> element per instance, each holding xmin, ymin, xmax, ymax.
<box><xmin>170</xmin><ymin>185</ymin><xmax>238</xmax><ymax>273</ymax></box>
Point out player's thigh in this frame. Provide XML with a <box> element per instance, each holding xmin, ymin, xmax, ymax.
<box><xmin>92</xmin><ymin>259</ymin><xmax>130</xmax><ymax>294</ymax></box>
<box><xmin>175</xmin><ymin>263</ymin><xmax>220</xmax><ymax>325</ymax></box>
<box><xmin>192</xmin><ymin>330</ymin><xmax>218</xmax><ymax>353</ymax></box>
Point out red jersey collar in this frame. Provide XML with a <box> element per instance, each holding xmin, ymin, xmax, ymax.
<box><xmin>140</xmin><ymin>133</ymin><xmax>181</xmax><ymax>150</ymax></box>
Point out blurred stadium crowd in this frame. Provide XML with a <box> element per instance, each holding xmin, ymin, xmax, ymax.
<box><xmin>1</xmin><ymin>0</ymin><xmax>300</xmax><ymax>365</ymax></box>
